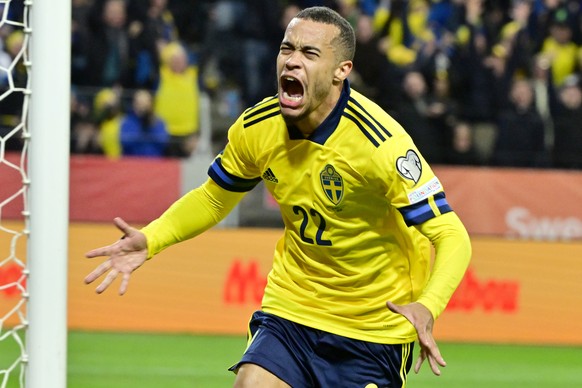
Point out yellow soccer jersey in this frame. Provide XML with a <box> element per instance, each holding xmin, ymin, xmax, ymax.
<box><xmin>208</xmin><ymin>82</ymin><xmax>453</xmax><ymax>344</ymax></box>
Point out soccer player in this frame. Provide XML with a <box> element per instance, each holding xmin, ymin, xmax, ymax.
<box><xmin>85</xmin><ymin>6</ymin><xmax>472</xmax><ymax>387</ymax></box>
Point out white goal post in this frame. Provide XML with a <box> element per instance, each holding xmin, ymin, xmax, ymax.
<box><xmin>0</xmin><ymin>1</ymin><xmax>70</xmax><ymax>387</ymax></box>
<box><xmin>26</xmin><ymin>1</ymin><xmax>71</xmax><ymax>388</ymax></box>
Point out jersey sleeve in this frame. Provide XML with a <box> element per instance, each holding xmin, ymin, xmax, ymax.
<box><xmin>373</xmin><ymin>132</ymin><xmax>452</xmax><ymax>226</ymax></box>
<box><xmin>415</xmin><ymin>211</ymin><xmax>472</xmax><ymax>319</ymax></box>
<box><xmin>140</xmin><ymin>179</ymin><xmax>246</xmax><ymax>258</ymax></box>
<box><xmin>207</xmin><ymin>114</ymin><xmax>263</xmax><ymax>192</ymax></box>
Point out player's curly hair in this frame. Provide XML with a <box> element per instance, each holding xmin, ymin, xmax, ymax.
<box><xmin>295</xmin><ymin>6</ymin><xmax>356</xmax><ymax>62</ymax></box>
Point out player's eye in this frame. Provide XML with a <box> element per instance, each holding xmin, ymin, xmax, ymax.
<box><xmin>280</xmin><ymin>46</ymin><xmax>293</xmax><ymax>54</ymax></box>
<box><xmin>305</xmin><ymin>51</ymin><xmax>319</xmax><ymax>59</ymax></box>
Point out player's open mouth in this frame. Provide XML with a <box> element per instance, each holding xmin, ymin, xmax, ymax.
<box><xmin>279</xmin><ymin>75</ymin><xmax>304</xmax><ymax>108</ymax></box>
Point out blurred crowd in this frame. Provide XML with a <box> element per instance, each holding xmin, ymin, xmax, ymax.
<box><xmin>0</xmin><ymin>0</ymin><xmax>581</xmax><ymax>169</ymax></box>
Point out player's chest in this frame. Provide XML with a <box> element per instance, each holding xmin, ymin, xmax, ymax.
<box><xmin>257</xmin><ymin>141</ymin><xmax>379</xmax><ymax>211</ymax></box>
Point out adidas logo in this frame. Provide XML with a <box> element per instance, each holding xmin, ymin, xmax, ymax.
<box><xmin>262</xmin><ymin>168</ymin><xmax>278</xmax><ymax>183</ymax></box>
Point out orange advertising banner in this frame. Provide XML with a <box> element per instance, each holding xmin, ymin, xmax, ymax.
<box><xmin>2</xmin><ymin>222</ymin><xmax>581</xmax><ymax>345</ymax></box>
<box><xmin>434</xmin><ymin>166</ymin><xmax>582</xmax><ymax>240</ymax></box>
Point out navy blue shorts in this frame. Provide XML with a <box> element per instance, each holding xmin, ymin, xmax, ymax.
<box><xmin>229</xmin><ymin>311</ymin><xmax>414</xmax><ymax>388</ymax></box>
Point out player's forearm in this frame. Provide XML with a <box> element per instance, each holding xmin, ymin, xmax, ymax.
<box><xmin>140</xmin><ymin>179</ymin><xmax>245</xmax><ymax>258</ymax></box>
<box><xmin>415</xmin><ymin>212</ymin><xmax>472</xmax><ymax>319</ymax></box>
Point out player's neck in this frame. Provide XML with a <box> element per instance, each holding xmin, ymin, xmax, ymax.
<box><xmin>296</xmin><ymin>87</ymin><xmax>342</xmax><ymax>136</ymax></box>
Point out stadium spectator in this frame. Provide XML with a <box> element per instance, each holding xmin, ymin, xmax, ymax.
<box><xmin>65</xmin><ymin>0</ymin><xmax>582</xmax><ymax>170</ymax></box>
<box><xmin>2</xmin><ymin>30</ymin><xmax>26</xmax><ymax>88</ymax></box>
<box><xmin>392</xmin><ymin>70</ymin><xmax>450</xmax><ymax>163</ymax></box>
<box><xmin>79</xmin><ymin>0</ymin><xmax>160</xmax><ymax>89</ymax></box>
<box><xmin>71</xmin><ymin>0</ymin><xmax>93</xmax><ymax>85</ymax></box>
<box><xmin>127</xmin><ymin>0</ymin><xmax>180</xmax><ymax>52</ymax></box>
<box><xmin>448</xmin><ymin>0</ymin><xmax>499</xmax><ymax>161</ymax></box>
<box><xmin>165</xmin><ymin>0</ymin><xmax>211</xmax><ymax>46</ymax></box>
<box><xmin>350</xmin><ymin>13</ymin><xmax>401</xmax><ymax>112</ymax></box>
<box><xmin>373</xmin><ymin>0</ymin><xmax>434</xmax><ymax>69</ymax></box>
<box><xmin>85</xmin><ymin>6</ymin><xmax>471</xmax><ymax>387</ymax></box>
<box><xmin>490</xmin><ymin>77</ymin><xmax>549</xmax><ymax>167</ymax></box>
<box><xmin>550</xmin><ymin>74</ymin><xmax>582</xmax><ymax>168</ymax></box>
<box><xmin>239</xmin><ymin>0</ymin><xmax>284</xmax><ymax>107</ymax></box>
<box><xmin>93</xmin><ymin>87</ymin><xmax>123</xmax><ymax>159</ymax></box>
<box><xmin>71</xmin><ymin>88</ymin><xmax>101</xmax><ymax>155</ymax></box>
<box><xmin>487</xmin><ymin>0</ymin><xmax>535</xmax><ymax>81</ymax></box>
<box><xmin>426</xmin><ymin>72</ymin><xmax>458</xmax><ymax>143</ymax></box>
<box><xmin>0</xmin><ymin>30</ymin><xmax>26</xmax><ymax>152</ymax></box>
<box><xmin>81</xmin><ymin>0</ymin><xmax>133</xmax><ymax>88</ymax></box>
<box><xmin>537</xmin><ymin>8</ymin><xmax>582</xmax><ymax>88</ymax></box>
<box><xmin>154</xmin><ymin>42</ymin><xmax>200</xmax><ymax>158</ymax></box>
<box><xmin>531</xmin><ymin>53</ymin><xmax>555</xmax><ymax>151</ymax></box>
<box><xmin>0</xmin><ymin>39</ymin><xmax>12</xmax><ymax>85</ymax></box>
<box><xmin>445</xmin><ymin>120</ymin><xmax>481</xmax><ymax>165</ymax></box>
<box><xmin>532</xmin><ymin>0</ymin><xmax>582</xmax><ymax>45</ymax></box>
<box><xmin>198</xmin><ymin>1</ymin><xmax>247</xmax><ymax>96</ymax></box>
<box><xmin>120</xmin><ymin>89</ymin><xmax>169</xmax><ymax>157</ymax></box>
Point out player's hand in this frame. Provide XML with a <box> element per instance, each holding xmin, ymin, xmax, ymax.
<box><xmin>386</xmin><ymin>301</ymin><xmax>446</xmax><ymax>376</ymax></box>
<box><xmin>84</xmin><ymin>217</ymin><xmax>148</xmax><ymax>295</ymax></box>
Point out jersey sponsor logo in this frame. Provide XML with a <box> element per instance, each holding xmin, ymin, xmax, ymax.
<box><xmin>262</xmin><ymin>168</ymin><xmax>279</xmax><ymax>183</ymax></box>
<box><xmin>320</xmin><ymin>164</ymin><xmax>344</xmax><ymax>205</ymax></box>
<box><xmin>407</xmin><ymin>177</ymin><xmax>442</xmax><ymax>204</ymax></box>
<box><xmin>396</xmin><ymin>150</ymin><xmax>422</xmax><ymax>184</ymax></box>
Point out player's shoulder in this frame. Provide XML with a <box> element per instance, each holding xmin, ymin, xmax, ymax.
<box><xmin>347</xmin><ymin>89</ymin><xmax>402</xmax><ymax>129</ymax></box>
<box><xmin>240</xmin><ymin>96</ymin><xmax>282</xmax><ymax>129</ymax></box>
<box><xmin>343</xmin><ymin>88</ymin><xmax>408</xmax><ymax>148</ymax></box>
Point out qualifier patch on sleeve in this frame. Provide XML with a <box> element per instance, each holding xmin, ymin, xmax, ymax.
<box><xmin>396</xmin><ymin>149</ymin><xmax>422</xmax><ymax>183</ymax></box>
<box><xmin>407</xmin><ymin>177</ymin><xmax>443</xmax><ymax>204</ymax></box>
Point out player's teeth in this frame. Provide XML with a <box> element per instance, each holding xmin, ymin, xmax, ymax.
<box><xmin>283</xmin><ymin>92</ymin><xmax>301</xmax><ymax>101</ymax></box>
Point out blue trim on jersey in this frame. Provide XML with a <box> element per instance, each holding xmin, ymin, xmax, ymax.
<box><xmin>208</xmin><ymin>156</ymin><xmax>261</xmax><ymax>192</ymax></box>
<box><xmin>435</xmin><ymin>195</ymin><xmax>452</xmax><ymax>214</ymax></box>
<box><xmin>398</xmin><ymin>192</ymin><xmax>452</xmax><ymax>226</ymax></box>
<box><xmin>287</xmin><ymin>81</ymin><xmax>351</xmax><ymax>144</ymax></box>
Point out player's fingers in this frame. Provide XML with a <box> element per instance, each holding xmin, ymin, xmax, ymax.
<box><xmin>427</xmin><ymin>353</ymin><xmax>443</xmax><ymax>376</ymax></box>
<box><xmin>84</xmin><ymin>260</ymin><xmax>112</xmax><ymax>284</ymax></box>
<box><xmin>85</xmin><ymin>246</ymin><xmax>112</xmax><ymax>259</ymax></box>
<box><xmin>113</xmin><ymin>217</ymin><xmax>133</xmax><ymax>236</ymax></box>
<box><xmin>95</xmin><ymin>269</ymin><xmax>119</xmax><ymax>294</ymax></box>
<box><xmin>118</xmin><ymin>272</ymin><xmax>131</xmax><ymax>296</ymax></box>
<box><xmin>419</xmin><ymin>333</ymin><xmax>446</xmax><ymax>368</ymax></box>
<box><xmin>386</xmin><ymin>300</ymin><xmax>402</xmax><ymax>314</ymax></box>
<box><xmin>414</xmin><ymin>349</ymin><xmax>426</xmax><ymax>374</ymax></box>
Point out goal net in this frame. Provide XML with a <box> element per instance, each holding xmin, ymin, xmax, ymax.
<box><xmin>0</xmin><ymin>2</ymin><xmax>32</xmax><ymax>387</ymax></box>
<box><xmin>1</xmin><ymin>1</ymin><xmax>70</xmax><ymax>387</ymax></box>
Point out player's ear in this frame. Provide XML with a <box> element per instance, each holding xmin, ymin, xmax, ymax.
<box><xmin>333</xmin><ymin>60</ymin><xmax>353</xmax><ymax>83</ymax></box>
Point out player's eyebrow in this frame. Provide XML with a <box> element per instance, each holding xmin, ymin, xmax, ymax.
<box><xmin>281</xmin><ymin>40</ymin><xmax>322</xmax><ymax>54</ymax></box>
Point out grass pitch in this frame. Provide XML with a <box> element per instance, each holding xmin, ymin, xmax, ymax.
<box><xmin>1</xmin><ymin>331</ymin><xmax>581</xmax><ymax>387</ymax></box>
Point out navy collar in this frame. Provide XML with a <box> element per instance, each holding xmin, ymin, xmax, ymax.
<box><xmin>287</xmin><ymin>80</ymin><xmax>351</xmax><ymax>144</ymax></box>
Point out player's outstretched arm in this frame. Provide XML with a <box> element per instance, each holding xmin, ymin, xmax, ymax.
<box><xmin>386</xmin><ymin>301</ymin><xmax>446</xmax><ymax>376</ymax></box>
<box><xmin>84</xmin><ymin>217</ymin><xmax>148</xmax><ymax>295</ymax></box>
